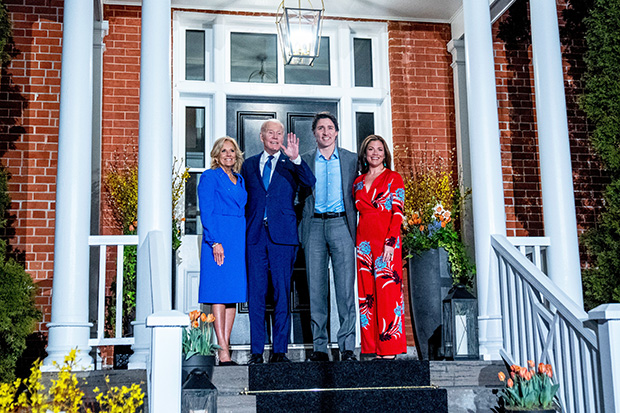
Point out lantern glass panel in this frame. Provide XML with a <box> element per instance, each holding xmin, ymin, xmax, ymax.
<box><xmin>277</xmin><ymin>7</ymin><xmax>322</xmax><ymax>65</ymax></box>
<box><xmin>453</xmin><ymin>298</ymin><xmax>478</xmax><ymax>359</ymax></box>
<box><xmin>442</xmin><ymin>299</ymin><xmax>453</xmax><ymax>359</ymax></box>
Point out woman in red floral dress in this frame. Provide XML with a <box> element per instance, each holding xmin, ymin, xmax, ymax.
<box><xmin>353</xmin><ymin>135</ymin><xmax>406</xmax><ymax>359</ymax></box>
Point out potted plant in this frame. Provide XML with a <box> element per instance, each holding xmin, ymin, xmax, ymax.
<box><xmin>397</xmin><ymin>148</ymin><xmax>475</xmax><ymax>360</ymax></box>
<box><xmin>182</xmin><ymin>310</ymin><xmax>219</xmax><ymax>383</ymax></box>
<box><xmin>497</xmin><ymin>361</ymin><xmax>560</xmax><ymax>412</ymax></box>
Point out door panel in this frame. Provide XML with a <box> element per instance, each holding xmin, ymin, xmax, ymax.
<box><xmin>227</xmin><ymin>98</ymin><xmax>338</xmax><ymax>346</ymax></box>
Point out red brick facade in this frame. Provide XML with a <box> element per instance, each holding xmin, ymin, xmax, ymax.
<box><xmin>1</xmin><ymin>0</ymin><xmax>63</xmax><ymax>331</ymax></box>
<box><xmin>387</xmin><ymin>21</ymin><xmax>456</xmax><ymax>345</ymax></box>
<box><xmin>0</xmin><ymin>2</ymin><xmax>604</xmax><ymax>343</ymax></box>
<box><xmin>493</xmin><ymin>1</ymin><xmax>607</xmax><ymax>238</ymax></box>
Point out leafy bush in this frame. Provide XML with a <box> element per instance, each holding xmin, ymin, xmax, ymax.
<box><xmin>580</xmin><ymin>0</ymin><xmax>620</xmax><ymax>310</ymax></box>
<box><xmin>0</xmin><ymin>166</ymin><xmax>41</xmax><ymax>382</ymax></box>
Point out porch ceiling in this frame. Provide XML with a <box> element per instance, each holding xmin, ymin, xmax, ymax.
<box><xmin>102</xmin><ymin>0</ymin><xmax>464</xmax><ymax>23</ymax></box>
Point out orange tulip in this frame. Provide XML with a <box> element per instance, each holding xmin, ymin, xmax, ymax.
<box><xmin>189</xmin><ymin>310</ymin><xmax>199</xmax><ymax>322</ymax></box>
<box><xmin>206</xmin><ymin>313</ymin><xmax>216</xmax><ymax>323</ymax></box>
<box><xmin>519</xmin><ymin>367</ymin><xmax>528</xmax><ymax>378</ymax></box>
<box><xmin>408</xmin><ymin>219</ymin><xmax>414</xmax><ymax>226</ymax></box>
<box><xmin>538</xmin><ymin>363</ymin><xmax>545</xmax><ymax>374</ymax></box>
<box><xmin>510</xmin><ymin>364</ymin><xmax>520</xmax><ymax>372</ymax></box>
<box><xmin>419</xmin><ymin>225</ymin><xmax>425</xmax><ymax>231</ymax></box>
<box><xmin>507</xmin><ymin>378</ymin><xmax>514</xmax><ymax>388</ymax></box>
<box><xmin>498</xmin><ymin>372</ymin><xmax>506</xmax><ymax>382</ymax></box>
<box><xmin>192</xmin><ymin>320</ymin><xmax>199</xmax><ymax>328</ymax></box>
<box><xmin>528</xmin><ymin>360</ymin><xmax>535</xmax><ymax>368</ymax></box>
<box><xmin>510</xmin><ymin>372</ymin><xmax>516</xmax><ymax>380</ymax></box>
<box><xmin>546</xmin><ymin>364</ymin><xmax>553</xmax><ymax>378</ymax></box>
<box><xmin>441</xmin><ymin>221</ymin><xmax>446</xmax><ymax>228</ymax></box>
<box><xmin>200</xmin><ymin>312</ymin><xmax>207</xmax><ymax>322</ymax></box>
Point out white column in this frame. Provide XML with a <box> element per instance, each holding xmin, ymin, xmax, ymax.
<box><xmin>588</xmin><ymin>304</ymin><xmax>620</xmax><ymax>412</ymax></box>
<box><xmin>447</xmin><ymin>38</ymin><xmax>475</xmax><ymax>257</ymax></box>
<box><xmin>530</xmin><ymin>0</ymin><xmax>583</xmax><ymax>308</ymax></box>
<box><xmin>463</xmin><ymin>0</ymin><xmax>506</xmax><ymax>360</ymax></box>
<box><xmin>43</xmin><ymin>0</ymin><xmax>94</xmax><ymax>370</ymax></box>
<box><xmin>129</xmin><ymin>0</ymin><xmax>173</xmax><ymax>368</ymax></box>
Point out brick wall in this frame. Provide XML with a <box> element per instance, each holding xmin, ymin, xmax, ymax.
<box><xmin>1</xmin><ymin>0</ymin><xmax>64</xmax><ymax>331</ymax></box>
<box><xmin>388</xmin><ymin>21</ymin><xmax>456</xmax><ymax>347</ymax></box>
<box><xmin>100</xmin><ymin>5</ymin><xmax>141</xmax><ymax>236</ymax></box>
<box><xmin>493</xmin><ymin>0</ymin><xmax>607</xmax><ymax>240</ymax></box>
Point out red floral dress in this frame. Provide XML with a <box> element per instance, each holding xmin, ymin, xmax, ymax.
<box><xmin>353</xmin><ymin>169</ymin><xmax>407</xmax><ymax>356</ymax></box>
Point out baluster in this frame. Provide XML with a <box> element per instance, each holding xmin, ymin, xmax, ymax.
<box><xmin>97</xmin><ymin>245</ymin><xmax>107</xmax><ymax>342</ymax></box>
<box><xmin>507</xmin><ymin>264</ymin><xmax>520</xmax><ymax>358</ymax></box>
<box><xmin>116</xmin><ymin>244</ymin><xmax>124</xmax><ymax>339</ymax></box>
<box><xmin>498</xmin><ymin>253</ymin><xmax>511</xmax><ymax>352</ymax></box>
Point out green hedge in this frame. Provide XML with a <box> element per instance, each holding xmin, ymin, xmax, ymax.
<box><xmin>581</xmin><ymin>0</ymin><xmax>620</xmax><ymax>310</ymax></box>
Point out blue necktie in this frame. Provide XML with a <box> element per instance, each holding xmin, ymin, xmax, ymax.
<box><xmin>263</xmin><ymin>155</ymin><xmax>274</xmax><ymax>189</ymax></box>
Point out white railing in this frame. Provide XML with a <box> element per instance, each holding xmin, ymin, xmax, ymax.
<box><xmin>88</xmin><ymin>234</ymin><xmax>138</xmax><ymax>348</ymax></box>
<box><xmin>508</xmin><ymin>236</ymin><xmax>550</xmax><ymax>274</ymax></box>
<box><xmin>492</xmin><ymin>234</ymin><xmax>620</xmax><ymax>413</ymax></box>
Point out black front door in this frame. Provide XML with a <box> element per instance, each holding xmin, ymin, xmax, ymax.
<box><xmin>226</xmin><ymin>98</ymin><xmax>338</xmax><ymax>347</ymax></box>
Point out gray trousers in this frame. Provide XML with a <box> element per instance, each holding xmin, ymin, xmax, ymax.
<box><xmin>303</xmin><ymin>216</ymin><xmax>356</xmax><ymax>353</ymax></box>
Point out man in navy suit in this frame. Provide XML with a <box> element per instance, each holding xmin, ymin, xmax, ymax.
<box><xmin>241</xmin><ymin>119</ymin><xmax>315</xmax><ymax>364</ymax></box>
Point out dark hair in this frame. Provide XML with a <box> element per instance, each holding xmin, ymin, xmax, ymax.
<box><xmin>358</xmin><ymin>135</ymin><xmax>392</xmax><ymax>174</ymax></box>
<box><xmin>312</xmin><ymin>111</ymin><xmax>339</xmax><ymax>132</ymax></box>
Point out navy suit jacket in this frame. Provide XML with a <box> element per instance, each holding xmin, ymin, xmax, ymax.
<box><xmin>241</xmin><ymin>152</ymin><xmax>316</xmax><ymax>246</ymax></box>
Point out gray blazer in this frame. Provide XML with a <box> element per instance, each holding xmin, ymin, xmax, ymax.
<box><xmin>298</xmin><ymin>147</ymin><xmax>358</xmax><ymax>246</ymax></box>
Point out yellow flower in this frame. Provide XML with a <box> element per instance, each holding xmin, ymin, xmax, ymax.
<box><xmin>206</xmin><ymin>313</ymin><xmax>216</xmax><ymax>323</ymax></box>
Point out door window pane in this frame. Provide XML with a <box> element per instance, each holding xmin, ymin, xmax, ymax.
<box><xmin>356</xmin><ymin>112</ymin><xmax>375</xmax><ymax>150</ymax></box>
<box><xmin>186</xmin><ymin>30</ymin><xmax>205</xmax><ymax>81</ymax></box>
<box><xmin>284</xmin><ymin>37</ymin><xmax>330</xmax><ymax>85</ymax></box>
<box><xmin>354</xmin><ymin>38</ymin><xmax>373</xmax><ymax>87</ymax></box>
<box><xmin>185</xmin><ymin>172</ymin><xmax>201</xmax><ymax>235</ymax></box>
<box><xmin>186</xmin><ymin>107</ymin><xmax>205</xmax><ymax>168</ymax></box>
<box><xmin>231</xmin><ymin>33</ymin><xmax>278</xmax><ymax>83</ymax></box>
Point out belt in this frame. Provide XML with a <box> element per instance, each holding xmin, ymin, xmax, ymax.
<box><xmin>314</xmin><ymin>211</ymin><xmax>346</xmax><ymax>219</ymax></box>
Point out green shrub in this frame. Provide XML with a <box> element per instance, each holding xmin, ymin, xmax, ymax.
<box><xmin>0</xmin><ymin>166</ymin><xmax>41</xmax><ymax>382</ymax></box>
<box><xmin>580</xmin><ymin>0</ymin><xmax>620</xmax><ymax>310</ymax></box>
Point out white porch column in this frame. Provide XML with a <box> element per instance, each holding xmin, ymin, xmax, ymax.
<box><xmin>463</xmin><ymin>0</ymin><xmax>506</xmax><ymax>360</ymax></box>
<box><xmin>447</xmin><ymin>38</ymin><xmax>475</xmax><ymax>256</ymax></box>
<box><xmin>129</xmin><ymin>0</ymin><xmax>173</xmax><ymax>368</ymax></box>
<box><xmin>530</xmin><ymin>0</ymin><xmax>583</xmax><ymax>307</ymax></box>
<box><xmin>43</xmin><ymin>0</ymin><xmax>94</xmax><ymax>370</ymax></box>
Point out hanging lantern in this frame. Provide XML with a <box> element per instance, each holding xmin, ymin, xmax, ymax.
<box><xmin>276</xmin><ymin>0</ymin><xmax>324</xmax><ymax>66</ymax></box>
<box><xmin>442</xmin><ymin>285</ymin><xmax>479</xmax><ymax>360</ymax></box>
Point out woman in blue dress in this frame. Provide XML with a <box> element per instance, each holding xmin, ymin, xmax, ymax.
<box><xmin>198</xmin><ymin>136</ymin><xmax>247</xmax><ymax>365</ymax></box>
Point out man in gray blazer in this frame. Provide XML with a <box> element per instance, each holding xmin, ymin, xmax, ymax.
<box><xmin>299</xmin><ymin>112</ymin><xmax>358</xmax><ymax>362</ymax></box>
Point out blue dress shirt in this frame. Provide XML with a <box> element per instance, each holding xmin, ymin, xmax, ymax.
<box><xmin>314</xmin><ymin>148</ymin><xmax>345</xmax><ymax>213</ymax></box>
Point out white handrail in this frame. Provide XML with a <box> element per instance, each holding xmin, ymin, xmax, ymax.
<box><xmin>492</xmin><ymin>234</ymin><xmax>602</xmax><ymax>412</ymax></box>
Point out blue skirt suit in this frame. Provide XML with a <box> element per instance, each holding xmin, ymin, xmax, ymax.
<box><xmin>198</xmin><ymin>167</ymin><xmax>248</xmax><ymax>304</ymax></box>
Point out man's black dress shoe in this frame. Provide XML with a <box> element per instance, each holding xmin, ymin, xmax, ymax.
<box><xmin>306</xmin><ymin>351</ymin><xmax>329</xmax><ymax>362</ymax></box>
<box><xmin>248</xmin><ymin>354</ymin><xmax>264</xmax><ymax>365</ymax></box>
<box><xmin>341</xmin><ymin>350</ymin><xmax>357</xmax><ymax>361</ymax></box>
<box><xmin>269</xmin><ymin>353</ymin><xmax>291</xmax><ymax>363</ymax></box>
<box><xmin>219</xmin><ymin>360</ymin><xmax>238</xmax><ymax>366</ymax></box>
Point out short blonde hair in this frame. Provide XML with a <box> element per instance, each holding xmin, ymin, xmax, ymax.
<box><xmin>210</xmin><ymin>136</ymin><xmax>244</xmax><ymax>173</ymax></box>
